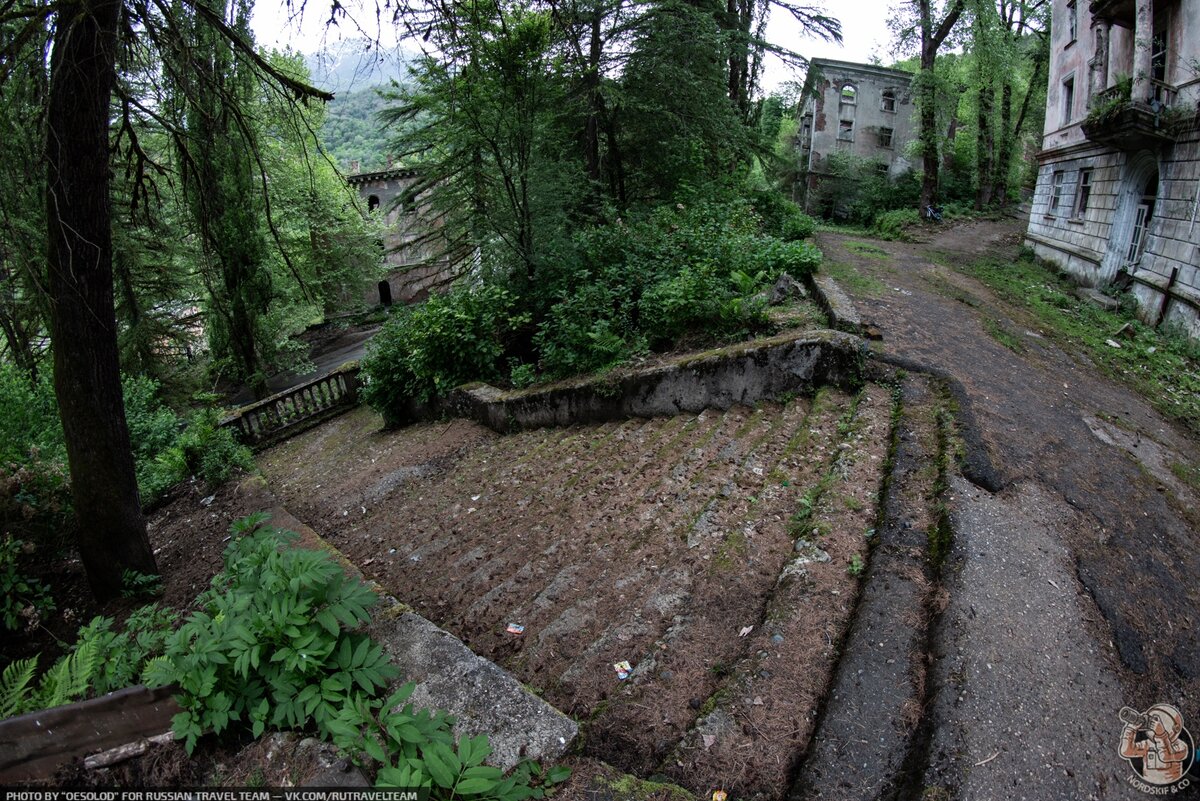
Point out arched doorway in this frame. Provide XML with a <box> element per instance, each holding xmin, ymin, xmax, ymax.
<box><xmin>1104</xmin><ymin>152</ymin><xmax>1159</xmax><ymax>283</ymax></box>
<box><xmin>1124</xmin><ymin>172</ymin><xmax>1157</xmax><ymax>267</ymax></box>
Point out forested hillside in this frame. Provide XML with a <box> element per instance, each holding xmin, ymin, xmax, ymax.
<box><xmin>319</xmin><ymin>87</ymin><xmax>393</xmax><ymax>172</ymax></box>
<box><xmin>304</xmin><ymin>50</ymin><xmax>402</xmax><ymax>171</ymax></box>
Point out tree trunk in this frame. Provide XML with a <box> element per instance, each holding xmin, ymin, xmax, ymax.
<box><xmin>46</xmin><ymin>0</ymin><xmax>157</xmax><ymax>601</ymax></box>
<box><xmin>918</xmin><ymin>44</ymin><xmax>941</xmax><ymax>211</ymax></box>
<box><xmin>584</xmin><ymin>7</ymin><xmax>602</xmax><ymax>186</ymax></box>
<box><xmin>917</xmin><ymin>0</ymin><xmax>965</xmax><ymax>212</ymax></box>
<box><xmin>993</xmin><ymin>79</ymin><xmax>1014</xmax><ymax>205</ymax></box>
<box><xmin>975</xmin><ymin>77</ymin><xmax>994</xmax><ymax>209</ymax></box>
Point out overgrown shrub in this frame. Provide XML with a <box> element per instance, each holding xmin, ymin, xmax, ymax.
<box><xmin>872</xmin><ymin>208</ymin><xmax>921</xmax><ymax>241</ymax></box>
<box><xmin>141</xmin><ymin>407</ymin><xmax>255</xmax><ymax>500</ymax></box>
<box><xmin>0</xmin><ymin>602</ymin><xmax>173</xmax><ymax>716</ymax></box>
<box><xmin>362</xmin><ymin>285</ymin><xmax>528</xmax><ymax>424</ymax></box>
<box><xmin>748</xmin><ymin>189</ymin><xmax>816</xmax><ymax>241</ymax></box>
<box><xmin>809</xmin><ymin>152</ymin><xmax>921</xmax><ymax>225</ymax></box>
<box><xmin>144</xmin><ymin>514</ymin><xmax>400</xmax><ymax>752</ymax></box>
<box><xmin>0</xmin><ymin>535</ymin><xmax>55</xmax><ymax>631</ymax></box>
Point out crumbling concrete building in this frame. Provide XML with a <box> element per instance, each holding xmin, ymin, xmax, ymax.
<box><xmin>794</xmin><ymin>58</ymin><xmax>918</xmax><ymax>211</ymax></box>
<box><xmin>1024</xmin><ymin>0</ymin><xmax>1200</xmax><ymax>336</ymax></box>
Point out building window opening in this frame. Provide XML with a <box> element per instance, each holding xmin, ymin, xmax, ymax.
<box><xmin>1066</xmin><ymin>1</ymin><xmax>1077</xmax><ymax>43</ymax></box>
<box><xmin>840</xmin><ymin>84</ymin><xmax>857</xmax><ymax>103</ymax></box>
<box><xmin>367</xmin><ymin>195</ymin><xmax>381</xmax><ymax>212</ymax></box>
<box><xmin>1050</xmin><ymin>171</ymin><xmax>1065</xmax><ymax>213</ymax></box>
<box><xmin>838</xmin><ymin>119</ymin><xmax>854</xmax><ymax>141</ymax></box>
<box><xmin>881</xmin><ymin>89</ymin><xmax>896</xmax><ymax>112</ymax></box>
<box><xmin>878</xmin><ymin>127</ymin><xmax>894</xmax><ymax>148</ymax></box>
<box><xmin>1151</xmin><ymin>29</ymin><xmax>1167</xmax><ymax>85</ymax></box>
<box><xmin>1062</xmin><ymin>77</ymin><xmax>1075</xmax><ymax>126</ymax></box>
<box><xmin>1074</xmin><ymin>169</ymin><xmax>1092</xmax><ymax>217</ymax></box>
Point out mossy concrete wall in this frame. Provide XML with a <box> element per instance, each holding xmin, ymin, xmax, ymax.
<box><xmin>403</xmin><ymin>329</ymin><xmax>865</xmax><ymax>433</ymax></box>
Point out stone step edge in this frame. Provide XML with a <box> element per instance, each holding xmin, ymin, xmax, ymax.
<box><xmin>267</xmin><ymin>503</ymin><xmax>580</xmax><ymax>773</ymax></box>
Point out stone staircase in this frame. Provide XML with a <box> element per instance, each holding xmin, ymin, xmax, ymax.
<box><xmin>259</xmin><ymin>383</ymin><xmax>896</xmax><ymax>799</ymax></box>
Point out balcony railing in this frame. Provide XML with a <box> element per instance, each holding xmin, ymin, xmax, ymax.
<box><xmin>1082</xmin><ymin>81</ymin><xmax>1181</xmax><ymax>149</ymax></box>
<box><xmin>220</xmin><ymin>364</ymin><xmax>361</xmax><ymax>450</ymax></box>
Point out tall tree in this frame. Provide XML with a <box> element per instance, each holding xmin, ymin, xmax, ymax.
<box><xmin>893</xmin><ymin>0</ymin><xmax>967</xmax><ymax>210</ymax></box>
<box><xmin>3</xmin><ymin>0</ymin><xmax>332</xmax><ymax>599</ymax></box>
<box><xmin>44</xmin><ymin>0</ymin><xmax>158</xmax><ymax>599</ymax></box>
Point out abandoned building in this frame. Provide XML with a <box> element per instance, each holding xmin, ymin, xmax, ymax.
<box><xmin>794</xmin><ymin>58</ymin><xmax>918</xmax><ymax>213</ymax></box>
<box><xmin>347</xmin><ymin>165</ymin><xmax>461</xmax><ymax>307</ymax></box>
<box><xmin>1024</xmin><ymin>0</ymin><xmax>1200</xmax><ymax>336</ymax></box>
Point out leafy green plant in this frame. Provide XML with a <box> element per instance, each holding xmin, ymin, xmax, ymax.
<box><xmin>847</xmin><ymin>554</ymin><xmax>865</xmax><ymax>577</ymax></box>
<box><xmin>872</xmin><ymin>208</ymin><xmax>921</xmax><ymax>241</ymax></box>
<box><xmin>77</xmin><ymin>605</ymin><xmax>176</xmax><ymax>695</ymax></box>
<box><xmin>142</xmin><ymin>407</ymin><xmax>255</xmax><ymax>498</ymax></box>
<box><xmin>0</xmin><ymin>535</ymin><xmax>54</xmax><ymax>631</ymax></box>
<box><xmin>122</xmin><ymin>569</ymin><xmax>164</xmax><ymax>599</ymax></box>
<box><xmin>329</xmin><ymin>683</ymin><xmax>568</xmax><ymax>798</ymax></box>
<box><xmin>0</xmin><ymin>639</ymin><xmax>98</xmax><ymax>718</ymax></box>
<box><xmin>144</xmin><ymin>515</ymin><xmax>399</xmax><ymax>753</ymax></box>
<box><xmin>362</xmin><ymin>285</ymin><xmax>529</xmax><ymax>424</ymax></box>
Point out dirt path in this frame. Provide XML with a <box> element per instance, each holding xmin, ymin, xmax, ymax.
<box><xmin>815</xmin><ymin>221</ymin><xmax>1200</xmax><ymax>798</ymax></box>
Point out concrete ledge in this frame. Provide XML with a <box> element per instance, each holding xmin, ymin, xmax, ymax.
<box><xmin>807</xmin><ymin>274</ymin><xmax>864</xmax><ymax>335</ymax></box>
<box><xmin>371</xmin><ymin>612</ymin><xmax>578</xmax><ymax>772</ymax></box>
<box><xmin>272</xmin><ymin>506</ymin><xmax>579</xmax><ymax>772</ymax></box>
<box><xmin>396</xmin><ymin>329</ymin><xmax>865</xmax><ymax>432</ymax></box>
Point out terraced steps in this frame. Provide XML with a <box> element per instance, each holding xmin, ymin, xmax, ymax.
<box><xmin>258</xmin><ymin>385</ymin><xmax>899</xmax><ymax>800</ymax></box>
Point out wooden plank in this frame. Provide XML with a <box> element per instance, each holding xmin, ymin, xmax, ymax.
<box><xmin>0</xmin><ymin>684</ymin><xmax>181</xmax><ymax>782</ymax></box>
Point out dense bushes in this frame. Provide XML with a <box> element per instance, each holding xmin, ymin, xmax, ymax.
<box><xmin>808</xmin><ymin>152</ymin><xmax>921</xmax><ymax>226</ymax></box>
<box><xmin>361</xmin><ymin>195</ymin><xmax>823</xmax><ymax>424</ymax></box>
<box><xmin>0</xmin><ymin>364</ymin><xmax>254</xmax><ymax>553</ymax></box>
<box><xmin>872</xmin><ymin>208</ymin><xmax>922</xmax><ymax>240</ymax></box>
<box><xmin>361</xmin><ymin>286</ymin><xmax>529</xmax><ymax>424</ymax></box>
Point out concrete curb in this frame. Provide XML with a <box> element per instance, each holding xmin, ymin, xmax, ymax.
<box><xmin>398</xmin><ymin>329</ymin><xmax>867</xmax><ymax>432</ymax></box>
<box><xmin>789</xmin><ymin>376</ymin><xmax>944</xmax><ymax>800</ymax></box>
<box><xmin>268</xmin><ymin>507</ymin><xmax>579</xmax><ymax>772</ymax></box>
<box><xmin>807</xmin><ymin>274</ymin><xmax>865</xmax><ymax>336</ymax></box>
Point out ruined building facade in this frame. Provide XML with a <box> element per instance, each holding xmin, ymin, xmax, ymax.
<box><xmin>347</xmin><ymin>167</ymin><xmax>462</xmax><ymax>307</ymax></box>
<box><xmin>794</xmin><ymin>59</ymin><xmax>918</xmax><ymax>211</ymax></box>
<box><xmin>1024</xmin><ymin>0</ymin><xmax>1200</xmax><ymax>336</ymax></box>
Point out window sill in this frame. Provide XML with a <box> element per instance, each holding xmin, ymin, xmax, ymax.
<box><xmin>1044</xmin><ymin>214</ymin><xmax>1058</xmax><ymax>221</ymax></box>
<box><xmin>1065</xmin><ymin>39</ymin><xmax>1076</xmax><ymax>50</ymax></box>
<box><xmin>1066</xmin><ymin>217</ymin><xmax>1085</xmax><ymax>224</ymax></box>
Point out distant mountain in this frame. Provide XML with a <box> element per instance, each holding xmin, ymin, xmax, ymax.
<box><xmin>305</xmin><ymin>44</ymin><xmax>411</xmax><ymax>173</ymax></box>
<box><xmin>304</xmin><ymin>41</ymin><xmax>409</xmax><ymax>93</ymax></box>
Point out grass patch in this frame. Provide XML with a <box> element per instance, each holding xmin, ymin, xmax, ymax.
<box><xmin>1170</xmin><ymin>460</ymin><xmax>1200</xmax><ymax>492</ymax></box>
<box><xmin>821</xmin><ymin>260</ymin><xmax>888</xmax><ymax>296</ymax></box>
<box><xmin>845</xmin><ymin>241</ymin><xmax>891</xmax><ymax>259</ymax></box>
<box><xmin>921</xmin><ymin>272</ymin><xmax>981</xmax><ymax>308</ymax></box>
<box><xmin>981</xmin><ymin>317</ymin><xmax>1026</xmax><ymax>354</ymax></box>
<box><xmin>964</xmin><ymin>253</ymin><xmax>1200</xmax><ymax>436</ymax></box>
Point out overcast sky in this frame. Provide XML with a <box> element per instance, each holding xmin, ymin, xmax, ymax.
<box><xmin>251</xmin><ymin>0</ymin><xmax>900</xmax><ymax>93</ymax></box>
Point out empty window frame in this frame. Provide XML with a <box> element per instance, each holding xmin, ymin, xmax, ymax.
<box><xmin>840</xmin><ymin>84</ymin><xmax>857</xmax><ymax>103</ymax></box>
<box><xmin>1074</xmin><ymin>169</ymin><xmax>1093</xmax><ymax>216</ymax></box>
<box><xmin>838</xmin><ymin>119</ymin><xmax>854</xmax><ymax>141</ymax></box>
<box><xmin>1050</xmin><ymin>171</ymin><xmax>1066</xmax><ymax>212</ymax></box>
<box><xmin>1062</xmin><ymin>76</ymin><xmax>1075</xmax><ymax>126</ymax></box>
<box><xmin>1066</xmin><ymin>0</ymin><xmax>1077</xmax><ymax>43</ymax></box>
<box><xmin>875</xmin><ymin>163</ymin><xmax>890</xmax><ymax>177</ymax></box>
<box><xmin>878</xmin><ymin>127</ymin><xmax>894</xmax><ymax>148</ymax></box>
<box><xmin>881</xmin><ymin>88</ymin><xmax>896</xmax><ymax>112</ymax></box>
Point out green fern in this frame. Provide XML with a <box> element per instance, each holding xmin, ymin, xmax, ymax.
<box><xmin>30</xmin><ymin>638</ymin><xmax>98</xmax><ymax>711</ymax></box>
<box><xmin>0</xmin><ymin>657</ymin><xmax>38</xmax><ymax>718</ymax></box>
